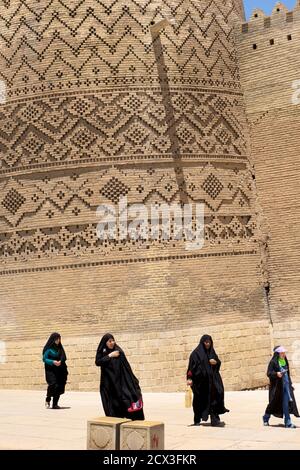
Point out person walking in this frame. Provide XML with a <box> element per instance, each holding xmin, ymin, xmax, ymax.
<box><xmin>42</xmin><ymin>332</ymin><xmax>68</xmax><ymax>409</ymax></box>
<box><xmin>95</xmin><ymin>333</ymin><xmax>144</xmax><ymax>420</ymax></box>
<box><xmin>187</xmin><ymin>334</ymin><xmax>229</xmax><ymax>426</ymax></box>
<box><xmin>263</xmin><ymin>346</ymin><xmax>299</xmax><ymax>428</ymax></box>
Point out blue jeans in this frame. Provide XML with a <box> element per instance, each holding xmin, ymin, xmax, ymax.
<box><xmin>263</xmin><ymin>383</ymin><xmax>292</xmax><ymax>426</ymax></box>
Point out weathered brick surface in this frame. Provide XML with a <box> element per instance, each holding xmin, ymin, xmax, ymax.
<box><xmin>1</xmin><ymin>1</ymin><xmax>299</xmax><ymax>391</ymax></box>
<box><xmin>0</xmin><ymin>255</ymin><xmax>267</xmax><ymax>340</ymax></box>
<box><xmin>236</xmin><ymin>2</ymin><xmax>300</xmax><ymax>379</ymax></box>
<box><xmin>0</xmin><ymin>320</ymin><xmax>272</xmax><ymax>392</ymax></box>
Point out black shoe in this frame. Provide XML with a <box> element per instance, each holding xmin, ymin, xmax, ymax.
<box><xmin>52</xmin><ymin>405</ymin><xmax>61</xmax><ymax>409</ymax></box>
<box><xmin>211</xmin><ymin>421</ymin><xmax>225</xmax><ymax>427</ymax></box>
<box><xmin>189</xmin><ymin>422</ymin><xmax>200</xmax><ymax>426</ymax></box>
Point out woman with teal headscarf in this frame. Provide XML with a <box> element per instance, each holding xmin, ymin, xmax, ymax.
<box><xmin>42</xmin><ymin>332</ymin><xmax>68</xmax><ymax>409</ymax></box>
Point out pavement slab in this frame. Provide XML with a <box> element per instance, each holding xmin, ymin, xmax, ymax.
<box><xmin>0</xmin><ymin>386</ymin><xmax>299</xmax><ymax>450</ymax></box>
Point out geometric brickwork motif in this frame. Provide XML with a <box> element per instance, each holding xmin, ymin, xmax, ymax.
<box><xmin>0</xmin><ymin>163</ymin><xmax>257</xmax><ymax>270</ymax></box>
<box><xmin>0</xmin><ymin>1</ymin><xmax>245</xmax><ymax>97</ymax></box>
<box><xmin>0</xmin><ymin>91</ymin><xmax>248</xmax><ymax>173</ymax></box>
<box><xmin>0</xmin><ymin>0</ymin><xmax>255</xmax><ymax>275</ymax></box>
<box><xmin>0</xmin><ymin>165</ymin><xmax>254</xmax><ymax>230</ymax></box>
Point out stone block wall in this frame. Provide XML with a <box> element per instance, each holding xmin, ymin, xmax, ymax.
<box><xmin>2</xmin><ymin>1</ymin><xmax>299</xmax><ymax>392</ymax></box>
<box><xmin>236</xmin><ymin>2</ymin><xmax>300</xmax><ymax>380</ymax></box>
<box><xmin>0</xmin><ymin>320</ymin><xmax>273</xmax><ymax>392</ymax></box>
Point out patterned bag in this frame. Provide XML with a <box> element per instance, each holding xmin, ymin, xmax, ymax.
<box><xmin>127</xmin><ymin>398</ymin><xmax>143</xmax><ymax>413</ymax></box>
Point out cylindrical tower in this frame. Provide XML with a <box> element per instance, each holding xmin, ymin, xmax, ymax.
<box><xmin>0</xmin><ymin>1</ymin><xmax>270</xmax><ymax>391</ymax></box>
<box><xmin>235</xmin><ymin>0</ymin><xmax>246</xmax><ymax>20</ymax></box>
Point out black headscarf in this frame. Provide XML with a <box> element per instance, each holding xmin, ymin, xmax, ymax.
<box><xmin>42</xmin><ymin>332</ymin><xmax>67</xmax><ymax>362</ymax></box>
<box><xmin>96</xmin><ymin>333</ymin><xmax>122</xmax><ymax>360</ymax></box>
<box><xmin>191</xmin><ymin>334</ymin><xmax>219</xmax><ymax>377</ymax></box>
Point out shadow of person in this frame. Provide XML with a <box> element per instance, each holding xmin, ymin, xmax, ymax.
<box><xmin>51</xmin><ymin>406</ymin><xmax>71</xmax><ymax>410</ymax></box>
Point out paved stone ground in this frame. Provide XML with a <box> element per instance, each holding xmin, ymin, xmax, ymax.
<box><xmin>0</xmin><ymin>386</ymin><xmax>299</xmax><ymax>450</ymax></box>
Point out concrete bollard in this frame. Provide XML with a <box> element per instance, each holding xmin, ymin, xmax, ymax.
<box><xmin>120</xmin><ymin>421</ymin><xmax>164</xmax><ymax>450</ymax></box>
<box><xmin>87</xmin><ymin>417</ymin><xmax>131</xmax><ymax>450</ymax></box>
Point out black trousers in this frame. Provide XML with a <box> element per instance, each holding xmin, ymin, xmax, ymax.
<box><xmin>46</xmin><ymin>386</ymin><xmax>60</xmax><ymax>406</ymax></box>
<box><xmin>192</xmin><ymin>387</ymin><xmax>220</xmax><ymax>424</ymax></box>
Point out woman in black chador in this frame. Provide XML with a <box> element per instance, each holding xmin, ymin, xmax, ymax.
<box><xmin>42</xmin><ymin>332</ymin><xmax>68</xmax><ymax>409</ymax></box>
<box><xmin>187</xmin><ymin>334</ymin><xmax>229</xmax><ymax>426</ymax></box>
<box><xmin>95</xmin><ymin>333</ymin><xmax>144</xmax><ymax>420</ymax></box>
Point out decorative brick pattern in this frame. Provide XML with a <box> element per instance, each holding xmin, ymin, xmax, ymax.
<box><xmin>0</xmin><ymin>1</ymin><xmax>270</xmax><ymax>391</ymax></box>
<box><xmin>0</xmin><ymin>91</ymin><xmax>248</xmax><ymax>175</ymax></box>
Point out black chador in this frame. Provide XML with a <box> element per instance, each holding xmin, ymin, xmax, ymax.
<box><xmin>42</xmin><ymin>332</ymin><xmax>68</xmax><ymax>409</ymax></box>
<box><xmin>95</xmin><ymin>333</ymin><xmax>144</xmax><ymax>420</ymax></box>
<box><xmin>264</xmin><ymin>351</ymin><xmax>299</xmax><ymax>419</ymax></box>
<box><xmin>187</xmin><ymin>334</ymin><xmax>229</xmax><ymax>425</ymax></box>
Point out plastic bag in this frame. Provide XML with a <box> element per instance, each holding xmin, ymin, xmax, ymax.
<box><xmin>185</xmin><ymin>386</ymin><xmax>193</xmax><ymax>408</ymax></box>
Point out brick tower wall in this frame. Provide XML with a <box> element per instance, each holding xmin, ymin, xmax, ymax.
<box><xmin>0</xmin><ymin>0</ymin><xmax>271</xmax><ymax>392</ymax></box>
<box><xmin>236</xmin><ymin>2</ymin><xmax>300</xmax><ymax>380</ymax></box>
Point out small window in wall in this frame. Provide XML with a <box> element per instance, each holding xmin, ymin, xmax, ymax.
<box><xmin>287</xmin><ymin>34</ymin><xmax>292</xmax><ymax>41</ymax></box>
<box><xmin>254</xmin><ymin>13</ymin><xmax>258</xmax><ymax>18</ymax></box>
<box><xmin>276</xmin><ymin>7</ymin><xmax>280</xmax><ymax>12</ymax></box>
<box><xmin>270</xmin><ymin>39</ymin><xmax>274</xmax><ymax>45</ymax></box>
<box><xmin>253</xmin><ymin>44</ymin><xmax>257</xmax><ymax>50</ymax></box>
